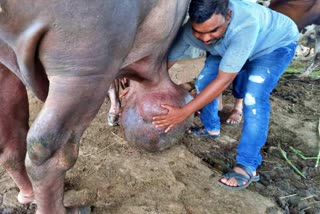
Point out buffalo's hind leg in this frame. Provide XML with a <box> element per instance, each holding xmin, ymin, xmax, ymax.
<box><xmin>25</xmin><ymin>76</ymin><xmax>109</xmax><ymax>214</ymax></box>
<box><xmin>300</xmin><ymin>25</ymin><xmax>320</xmax><ymax>77</ymax></box>
<box><xmin>0</xmin><ymin>64</ymin><xmax>34</xmax><ymax>204</ymax></box>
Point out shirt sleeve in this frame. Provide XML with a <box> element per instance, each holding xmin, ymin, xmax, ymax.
<box><xmin>219</xmin><ymin>23</ymin><xmax>259</xmax><ymax>73</ymax></box>
<box><xmin>167</xmin><ymin>27</ymin><xmax>190</xmax><ymax>62</ymax></box>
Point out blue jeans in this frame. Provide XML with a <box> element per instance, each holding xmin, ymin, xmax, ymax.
<box><xmin>195</xmin><ymin>42</ymin><xmax>297</xmax><ymax>170</ymax></box>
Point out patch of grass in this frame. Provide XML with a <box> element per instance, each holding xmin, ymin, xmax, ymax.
<box><xmin>286</xmin><ymin>61</ymin><xmax>320</xmax><ymax>77</ymax></box>
<box><xmin>279</xmin><ymin>146</ymin><xmax>306</xmax><ymax>179</ymax></box>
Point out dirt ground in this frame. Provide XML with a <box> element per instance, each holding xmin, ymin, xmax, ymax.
<box><xmin>0</xmin><ymin>58</ymin><xmax>319</xmax><ymax>214</ymax></box>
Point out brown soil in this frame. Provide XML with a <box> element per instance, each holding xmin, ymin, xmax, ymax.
<box><xmin>0</xmin><ymin>58</ymin><xmax>319</xmax><ymax>214</ymax></box>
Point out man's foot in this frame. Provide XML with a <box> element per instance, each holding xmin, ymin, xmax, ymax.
<box><xmin>225</xmin><ymin>109</ymin><xmax>242</xmax><ymax>126</ymax></box>
<box><xmin>188</xmin><ymin>127</ymin><xmax>220</xmax><ymax>138</ymax></box>
<box><xmin>218</xmin><ymin>164</ymin><xmax>260</xmax><ymax>190</ymax></box>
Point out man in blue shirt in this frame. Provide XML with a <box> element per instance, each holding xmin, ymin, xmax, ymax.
<box><xmin>153</xmin><ymin>0</ymin><xmax>299</xmax><ymax>190</ymax></box>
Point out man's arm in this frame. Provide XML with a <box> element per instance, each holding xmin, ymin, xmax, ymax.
<box><xmin>184</xmin><ymin>70</ymin><xmax>236</xmax><ymax>113</ymax></box>
<box><xmin>153</xmin><ymin>70</ymin><xmax>237</xmax><ymax>132</ymax></box>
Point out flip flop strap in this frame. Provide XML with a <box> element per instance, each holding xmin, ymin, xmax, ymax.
<box><xmin>190</xmin><ymin>127</ymin><xmax>208</xmax><ymax>135</ymax></box>
<box><xmin>236</xmin><ymin>163</ymin><xmax>255</xmax><ymax>178</ymax></box>
<box><xmin>223</xmin><ymin>171</ymin><xmax>250</xmax><ymax>186</ymax></box>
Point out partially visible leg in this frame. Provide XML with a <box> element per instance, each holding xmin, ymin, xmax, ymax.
<box><xmin>0</xmin><ymin>64</ymin><xmax>34</xmax><ymax>203</ymax></box>
<box><xmin>194</xmin><ymin>55</ymin><xmax>221</xmax><ymax>136</ymax></box>
<box><xmin>220</xmin><ymin>42</ymin><xmax>297</xmax><ymax>188</ymax></box>
<box><xmin>233</xmin><ymin>98</ymin><xmax>243</xmax><ymax>112</ymax></box>
<box><xmin>25</xmin><ymin>76</ymin><xmax>109</xmax><ymax>214</ymax></box>
<box><xmin>218</xmin><ymin>94</ymin><xmax>223</xmax><ymax>111</ymax></box>
<box><xmin>107</xmin><ymin>79</ymin><xmax>120</xmax><ymax>126</ymax></box>
<box><xmin>225</xmin><ymin>98</ymin><xmax>243</xmax><ymax>125</ymax></box>
<box><xmin>226</xmin><ymin>71</ymin><xmax>247</xmax><ymax>125</ymax></box>
<box><xmin>107</xmin><ymin>78</ymin><xmax>130</xmax><ymax>126</ymax></box>
<box><xmin>300</xmin><ymin>25</ymin><xmax>320</xmax><ymax>77</ymax></box>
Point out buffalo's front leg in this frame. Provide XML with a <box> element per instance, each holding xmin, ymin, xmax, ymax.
<box><xmin>25</xmin><ymin>76</ymin><xmax>108</xmax><ymax>214</ymax></box>
<box><xmin>0</xmin><ymin>64</ymin><xmax>34</xmax><ymax>203</ymax></box>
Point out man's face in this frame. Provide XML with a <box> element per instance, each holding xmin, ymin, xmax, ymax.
<box><xmin>191</xmin><ymin>10</ymin><xmax>231</xmax><ymax>45</ymax></box>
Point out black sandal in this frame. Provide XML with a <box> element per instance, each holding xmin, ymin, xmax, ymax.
<box><xmin>188</xmin><ymin>127</ymin><xmax>220</xmax><ymax>138</ymax></box>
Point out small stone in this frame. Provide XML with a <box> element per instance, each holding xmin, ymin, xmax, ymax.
<box><xmin>254</xmin><ymin>182</ymin><xmax>266</xmax><ymax>192</ymax></box>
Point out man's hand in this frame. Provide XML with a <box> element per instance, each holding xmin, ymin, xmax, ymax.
<box><xmin>153</xmin><ymin>69</ymin><xmax>237</xmax><ymax>133</ymax></box>
<box><xmin>152</xmin><ymin>104</ymin><xmax>189</xmax><ymax>133</ymax></box>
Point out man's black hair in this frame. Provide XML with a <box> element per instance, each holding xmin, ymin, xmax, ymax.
<box><xmin>188</xmin><ymin>0</ymin><xmax>229</xmax><ymax>24</ymax></box>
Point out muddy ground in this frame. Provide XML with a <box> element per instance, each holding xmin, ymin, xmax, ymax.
<box><xmin>0</xmin><ymin>58</ymin><xmax>319</xmax><ymax>214</ymax></box>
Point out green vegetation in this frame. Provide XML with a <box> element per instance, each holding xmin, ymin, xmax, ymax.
<box><xmin>279</xmin><ymin>146</ymin><xmax>306</xmax><ymax>179</ymax></box>
<box><xmin>286</xmin><ymin>61</ymin><xmax>320</xmax><ymax>77</ymax></box>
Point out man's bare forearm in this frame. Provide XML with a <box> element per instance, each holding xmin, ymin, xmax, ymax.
<box><xmin>182</xmin><ymin>70</ymin><xmax>237</xmax><ymax>116</ymax></box>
